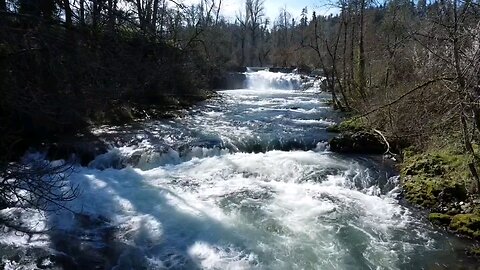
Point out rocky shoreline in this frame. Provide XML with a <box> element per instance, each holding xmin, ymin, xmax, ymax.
<box><xmin>40</xmin><ymin>89</ymin><xmax>218</xmax><ymax>166</ymax></box>
<box><xmin>327</xmin><ymin>118</ymin><xmax>480</xmax><ymax>256</ymax></box>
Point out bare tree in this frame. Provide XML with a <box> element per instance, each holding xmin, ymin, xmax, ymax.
<box><xmin>0</xmin><ymin>159</ymin><xmax>79</xmax><ymax>232</ymax></box>
<box><xmin>245</xmin><ymin>0</ymin><xmax>265</xmax><ymax>66</ymax></box>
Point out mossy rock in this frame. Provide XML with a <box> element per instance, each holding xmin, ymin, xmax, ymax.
<box><xmin>402</xmin><ymin>154</ymin><xmax>450</xmax><ymax>176</ymax></box>
<box><xmin>401</xmin><ymin>150</ymin><xmax>470</xmax><ymax>208</ymax></box>
<box><xmin>402</xmin><ymin>151</ymin><xmax>469</xmax><ymax>177</ymax></box>
<box><xmin>428</xmin><ymin>213</ymin><xmax>452</xmax><ymax>225</ymax></box>
<box><xmin>403</xmin><ymin>175</ymin><xmax>467</xmax><ymax>208</ymax></box>
<box><xmin>449</xmin><ymin>214</ymin><xmax>480</xmax><ymax>239</ymax></box>
<box><xmin>468</xmin><ymin>247</ymin><xmax>480</xmax><ymax>256</ymax></box>
<box><xmin>329</xmin><ymin>131</ymin><xmax>387</xmax><ymax>154</ymax></box>
<box><xmin>403</xmin><ymin>176</ymin><xmax>443</xmax><ymax>207</ymax></box>
<box><xmin>327</xmin><ymin>118</ymin><xmax>367</xmax><ymax>133</ymax></box>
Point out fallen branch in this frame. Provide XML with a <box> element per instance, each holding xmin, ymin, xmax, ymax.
<box><xmin>373</xmin><ymin>129</ymin><xmax>391</xmax><ymax>155</ymax></box>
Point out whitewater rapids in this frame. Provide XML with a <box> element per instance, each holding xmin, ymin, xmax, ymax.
<box><xmin>0</xmin><ymin>69</ymin><xmax>475</xmax><ymax>269</ymax></box>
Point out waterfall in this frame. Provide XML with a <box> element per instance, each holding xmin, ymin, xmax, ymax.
<box><xmin>244</xmin><ymin>69</ymin><xmax>305</xmax><ymax>90</ymax></box>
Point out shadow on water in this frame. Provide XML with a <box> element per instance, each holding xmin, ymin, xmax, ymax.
<box><xmin>38</xmin><ymin>153</ymin><xmax>480</xmax><ymax>270</ymax></box>
<box><xmin>46</xmin><ymin>166</ymin><xmax>253</xmax><ymax>269</ymax></box>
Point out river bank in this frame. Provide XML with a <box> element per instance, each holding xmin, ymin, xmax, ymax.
<box><xmin>19</xmin><ymin>89</ymin><xmax>219</xmax><ymax>168</ymax></box>
<box><xmin>327</xmin><ymin>117</ymin><xmax>480</xmax><ymax>255</ymax></box>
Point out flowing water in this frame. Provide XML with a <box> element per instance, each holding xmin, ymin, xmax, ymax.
<box><xmin>1</xmin><ymin>69</ymin><xmax>477</xmax><ymax>269</ymax></box>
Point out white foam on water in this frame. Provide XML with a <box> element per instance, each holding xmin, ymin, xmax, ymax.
<box><xmin>245</xmin><ymin>70</ymin><xmax>304</xmax><ymax>90</ymax></box>
<box><xmin>291</xmin><ymin>119</ymin><xmax>335</xmax><ymax>126</ymax></box>
<box><xmin>0</xmin><ymin>208</ymin><xmax>50</xmax><ymax>247</ymax></box>
<box><xmin>20</xmin><ymin>150</ymin><xmax>429</xmax><ymax>269</ymax></box>
<box><xmin>188</xmin><ymin>242</ymin><xmax>257</xmax><ymax>270</ymax></box>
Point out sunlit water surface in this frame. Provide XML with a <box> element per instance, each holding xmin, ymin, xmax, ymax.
<box><xmin>0</xmin><ymin>70</ymin><xmax>477</xmax><ymax>269</ymax></box>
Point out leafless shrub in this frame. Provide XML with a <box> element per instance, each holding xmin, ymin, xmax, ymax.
<box><xmin>0</xmin><ymin>158</ymin><xmax>79</xmax><ymax>232</ymax></box>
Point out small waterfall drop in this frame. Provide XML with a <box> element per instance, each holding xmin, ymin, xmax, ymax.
<box><xmin>245</xmin><ymin>68</ymin><xmax>305</xmax><ymax>90</ymax></box>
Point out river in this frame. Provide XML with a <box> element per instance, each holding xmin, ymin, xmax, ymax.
<box><xmin>0</xmin><ymin>69</ymin><xmax>477</xmax><ymax>269</ymax></box>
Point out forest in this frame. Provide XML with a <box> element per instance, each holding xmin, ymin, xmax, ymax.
<box><xmin>1</xmin><ymin>0</ymin><xmax>480</xmax><ymax>267</ymax></box>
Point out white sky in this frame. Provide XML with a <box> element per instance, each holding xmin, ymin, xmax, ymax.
<box><xmin>181</xmin><ymin>0</ymin><xmax>339</xmax><ymax>23</ymax></box>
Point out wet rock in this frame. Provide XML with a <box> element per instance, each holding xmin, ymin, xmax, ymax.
<box><xmin>212</xmin><ymin>72</ymin><xmax>247</xmax><ymax>89</ymax></box>
<box><xmin>269</xmin><ymin>67</ymin><xmax>295</xmax><ymax>73</ymax></box>
<box><xmin>47</xmin><ymin>139</ymin><xmax>108</xmax><ymax>166</ymax></box>
<box><xmin>428</xmin><ymin>213</ymin><xmax>452</xmax><ymax>226</ymax></box>
<box><xmin>329</xmin><ymin>131</ymin><xmax>387</xmax><ymax>154</ymax></box>
<box><xmin>111</xmin><ymin>105</ymin><xmax>134</xmax><ymax>124</ymax></box>
<box><xmin>227</xmin><ymin>66</ymin><xmax>247</xmax><ymax>73</ymax></box>
<box><xmin>36</xmin><ymin>255</ymin><xmax>56</xmax><ymax>269</ymax></box>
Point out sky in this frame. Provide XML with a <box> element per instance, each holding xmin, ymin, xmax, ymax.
<box><xmin>182</xmin><ymin>0</ymin><xmax>339</xmax><ymax>23</ymax></box>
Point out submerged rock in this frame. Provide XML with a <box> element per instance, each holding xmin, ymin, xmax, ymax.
<box><xmin>47</xmin><ymin>139</ymin><xmax>108</xmax><ymax>166</ymax></box>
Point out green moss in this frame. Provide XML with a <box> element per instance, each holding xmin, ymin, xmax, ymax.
<box><xmin>404</xmin><ymin>176</ymin><xmax>447</xmax><ymax>207</ymax></box>
<box><xmin>449</xmin><ymin>214</ymin><xmax>480</xmax><ymax>239</ymax></box>
<box><xmin>428</xmin><ymin>213</ymin><xmax>452</xmax><ymax>225</ymax></box>
<box><xmin>327</xmin><ymin>118</ymin><xmax>367</xmax><ymax>133</ymax></box>
<box><xmin>469</xmin><ymin>247</ymin><xmax>480</xmax><ymax>256</ymax></box>
<box><xmin>401</xmin><ymin>146</ymin><xmax>418</xmax><ymax>160</ymax></box>
<box><xmin>401</xmin><ymin>149</ymin><xmax>470</xmax><ymax>208</ymax></box>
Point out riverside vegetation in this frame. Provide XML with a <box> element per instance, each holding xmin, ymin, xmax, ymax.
<box><xmin>328</xmin><ymin>117</ymin><xmax>480</xmax><ymax>253</ymax></box>
<box><xmin>309</xmin><ymin>0</ymin><xmax>480</xmax><ymax>252</ymax></box>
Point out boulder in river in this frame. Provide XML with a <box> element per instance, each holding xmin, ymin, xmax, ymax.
<box><xmin>47</xmin><ymin>139</ymin><xmax>108</xmax><ymax>166</ymax></box>
<box><xmin>329</xmin><ymin>131</ymin><xmax>388</xmax><ymax>154</ymax></box>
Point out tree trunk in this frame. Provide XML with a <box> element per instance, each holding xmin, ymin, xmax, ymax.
<box><xmin>452</xmin><ymin>0</ymin><xmax>480</xmax><ymax>192</ymax></box>
<box><xmin>358</xmin><ymin>0</ymin><xmax>366</xmax><ymax>99</ymax></box>
<box><xmin>107</xmin><ymin>0</ymin><xmax>116</xmax><ymax>32</ymax></box>
<box><xmin>79</xmin><ymin>0</ymin><xmax>85</xmax><ymax>25</ymax></box>
<box><xmin>136</xmin><ymin>0</ymin><xmax>144</xmax><ymax>31</ymax></box>
<box><xmin>349</xmin><ymin>7</ymin><xmax>356</xmax><ymax>95</ymax></box>
<box><xmin>250</xmin><ymin>28</ymin><xmax>256</xmax><ymax>66</ymax></box>
<box><xmin>93</xmin><ymin>0</ymin><xmax>103</xmax><ymax>29</ymax></box>
<box><xmin>159</xmin><ymin>0</ymin><xmax>166</xmax><ymax>39</ymax></box>
<box><xmin>342</xmin><ymin>9</ymin><xmax>349</xmax><ymax>105</ymax></box>
<box><xmin>461</xmin><ymin>109</ymin><xmax>480</xmax><ymax>192</ymax></box>
<box><xmin>63</xmin><ymin>0</ymin><xmax>72</xmax><ymax>28</ymax></box>
<box><xmin>152</xmin><ymin>0</ymin><xmax>160</xmax><ymax>35</ymax></box>
<box><xmin>240</xmin><ymin>37</ymin><xmax>246</xmax><ymax>66</ymax></box>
